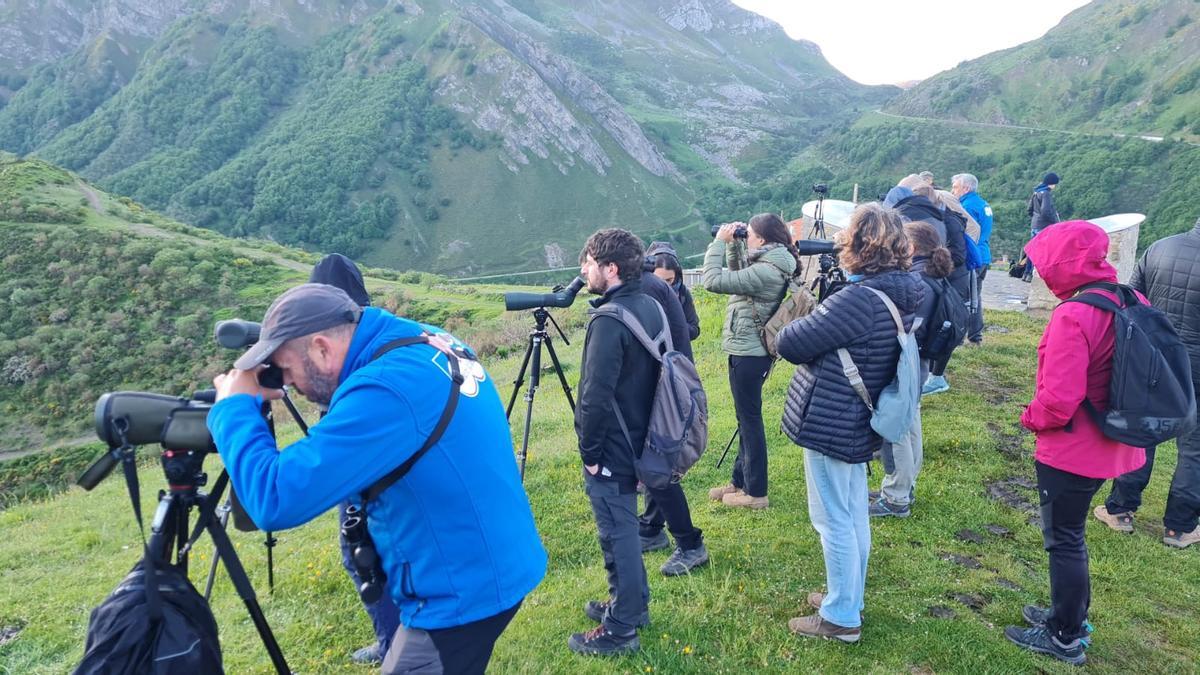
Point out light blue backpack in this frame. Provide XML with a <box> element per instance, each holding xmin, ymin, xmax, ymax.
<box><xmin>838</xmin><ymin>286</ymin><xmax>922</xmax><ymax>443</ymax></box>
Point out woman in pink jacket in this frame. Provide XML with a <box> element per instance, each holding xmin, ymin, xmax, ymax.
<box><xmin>1004</xmin><ymin>221</ymin><xmax>1146</xmax><ymax>666</ymax></box>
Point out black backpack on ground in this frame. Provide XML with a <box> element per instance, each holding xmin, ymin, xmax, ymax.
<box><xmin>76</xmin><ymin>559</ymin><xmax>223</xmax><ymax>674</ymax></box>
<box><xmin>918</xmin><ymin>275</ymin><xmax>969</xmax><ymax>361</ymax></box>
<box><xmin>1064</xmin><ymin>282</ymin><xmax>1197</xmax><ymax>447</ymax></box>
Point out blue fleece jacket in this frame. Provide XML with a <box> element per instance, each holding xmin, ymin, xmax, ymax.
<box><xmin>207</xmin><ymin>308</ymin><xmax>547</xmax><ymax>630</ymax></box>
<box><xmin>959</xmin><ymin>191</ymin><xmax>994</xmax><ymax>266</ymax></box>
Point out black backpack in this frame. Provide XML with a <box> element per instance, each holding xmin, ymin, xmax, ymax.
<box><xmin>918</xmin><ymin>275</ymin><xmax>969</xmax><ymax>361</ymax></box>
<box><xmin>1064</xmin><ymin>282</ymin><xmax>1197</xmax><ymax>447</ymax></box>
<box><xmin>76</xmin><ymin>559</ymin><xmax>223</xmax><ymax>674</ymax></box>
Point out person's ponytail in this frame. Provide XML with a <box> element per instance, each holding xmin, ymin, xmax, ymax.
<box><xmin>927</xmin><ymin>246</ymin><xmax>953</xmax><ymax>279</ymax></box>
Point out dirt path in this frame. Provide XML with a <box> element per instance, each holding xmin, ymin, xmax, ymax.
<box><xmin>981</xmin><ymin>270</ymin><xmax>1029</xmax><ymax>312</ymax></box>
<box><xmin>874</xmin><ymin>110</ymin><xmax>1200</xmax><ymax>148</ymax></box>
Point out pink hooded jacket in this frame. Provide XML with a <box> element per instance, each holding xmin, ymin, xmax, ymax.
<box><xmin>1020</xmin><ymin>221</ymin><xmax>1146</xmax><ymax>478</ymax></box>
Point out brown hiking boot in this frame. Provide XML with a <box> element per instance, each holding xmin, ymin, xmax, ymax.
<box><xmin>721</xmin><ymin>492</ymin><xmax>768</xmax><ymax>509</ymax></box>
<box><xmin>1093</xmin><ymin>505</ymin><xmax>1134</xmax><ymax>533</ymax></box>
<box><xmin>787</xmin><ymin>614</ymin><xmax>860</xmax><ymax>643</ymax></box>
<box><xmin>708</xmin><ymin>484</ymin><xmax>740</xmax><ymax>501</ymax></box>
<box><xmin>1163</xmin><ymin>527</ymin><xmax>1200</xmax><ymax>549</ymax></box>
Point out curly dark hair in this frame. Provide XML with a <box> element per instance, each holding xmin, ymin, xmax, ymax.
<box><xmin>580</xmin><ymin>228</ymin><xmax>645</xmax><ymax>283</ymax></box>
<box><xmin>837</xmin><ymin>203</ymin><xmax>911</xmax><ymax>275</ymax></box>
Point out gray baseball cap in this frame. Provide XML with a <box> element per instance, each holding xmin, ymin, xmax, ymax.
<box><xmin>234</xmin><ymin>283</ymin><xmax>362</xmax><ymax>370</ymax></box>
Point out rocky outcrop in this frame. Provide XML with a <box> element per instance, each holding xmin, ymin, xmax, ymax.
<box><xmin>461</xmin><ymin>3</ymin><xmax>682</xmax><ymax>180</ymax></box>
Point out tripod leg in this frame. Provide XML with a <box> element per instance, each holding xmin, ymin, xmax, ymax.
<box><xmin>517</xmin><ymin>333</ymin><xmax>545</xmax><ymax>481</ymax></box>
<box><xmin>542</xmin><ymin>335</ymin><xmax>576</xmax><ymax>411</ymax></box>
<box><xmin>716</xmin><ymin>428</ymin><xmax>740</xmax><ymax>469</ymax></box>
<box><xmin>204</xmin><ymin>501</ymin><xmax>232</xmax><ymax>601</ymax></box>
<box><xmin>206</xmin><ymin>517</ymin><xmax>291</xmax><ymax>674</ymax></box>
<box><xmin>505</xmin><ymin>337</ymin><xmax>536</xmax><ymax>420</ymax></box>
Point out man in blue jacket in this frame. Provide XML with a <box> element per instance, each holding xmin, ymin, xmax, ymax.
<box><xmin>953</xmin><ymin>173</ymin><xmax>994</xmax><ymax>344</ymax></box>
<box><xmin>208</xmin><ymin>283</ymin><xmax>547</xmax><ymax>674</ymax></box>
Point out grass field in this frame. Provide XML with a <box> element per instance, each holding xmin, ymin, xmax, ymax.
<box><xmin>1</xmin><ymin>291</ymin><xmax>1198</xmax><ymax>674</ymax></box>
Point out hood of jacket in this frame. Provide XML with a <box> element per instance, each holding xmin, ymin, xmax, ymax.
<box><xmin>895</xmin><ymin>195</ymin><xmax>943</xmax><ymax>223</ymax></box>
<box><xmin>645</xmin><ymin>240</ymin><xmax>680</xmax><ymax>263</ymax></box>
<box><xmin>748</xmin><ymin>242</ymin><xmax>797</xmax><ymax>276</ymax></box>
<box><xmin>1026</xmin><ymin>221</ymin><xmax>1117</xmax><ymax>300</ymax></box>
<box><xmin>310</xmin><ymin>253</ymin><xmax>370</xmax><ymax>306</ymax></box>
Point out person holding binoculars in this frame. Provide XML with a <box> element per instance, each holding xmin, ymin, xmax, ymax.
<box><xmin>703</xmin><ymin>213</ymin><xmax>800</xmax><ymax>509</ymax></box>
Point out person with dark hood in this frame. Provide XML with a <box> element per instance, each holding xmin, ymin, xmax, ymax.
<box><xmin>636</xmin><ymin>241</ymin><xmax>708</xmax><ymax>576</ymax></box>
<box><xmin>1003</xmin><ymin>221</ymin><xmax>1146</xmax><ymax>666</ymax></box>
<box><xmin>309</xmin><ymin>254</ymin><xmax>400</xmax><ymax>666</ymax></box>
<box><xmin>646</xmin><ymin>241</ymin><xmax>700</xmax><ymax>341</ymax></box>
<box><xmin>1023</xmin><ymin>172</ymin><xmax>1061</xmax><ymax>282</ymax></box>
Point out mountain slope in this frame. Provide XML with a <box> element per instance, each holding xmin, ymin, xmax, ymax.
<box><xmin>888</xmin><ymin>0</ymin><xmax>1200</xmax><ymax>140</ymax></box>
<box><xmin>0</xmin><ymin>0</ymin><xmax>892</xmax><ymax>275</ymax></box>
<box><xmin>0</xmin><ymin>153</ymin><xmax>523</xmax><ymax>456</ymax></box>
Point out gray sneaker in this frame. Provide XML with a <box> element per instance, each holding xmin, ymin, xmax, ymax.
<box><xmin>660</xmin><ymin>544</ymin><xmax>709</xmax><ymax>576</ymax></box>
<box><xmin>869</xmin><ymin>497</ymin><xmax>911</xmax><ymax>518</ymax></box>
<box><xmin>640</xmin><ymin>530</ymin><xmax>670</xmax><ymax>553</ymax></box>
<box><xmin>350</xmin><ymin>643</ymin><xmax>382</xmax><ymax>665</ymax></box>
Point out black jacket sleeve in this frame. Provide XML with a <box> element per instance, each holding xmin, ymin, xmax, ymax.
<box><xmin>1130</xmin><ymin>249</ymin><xmax>1149</xmax><ymax>296</ymax></box>
<box><xmin>680</xmin><ymin>286</ymin><xmax>701</xmax><ymax>341</ymax></box>
<box><xmin>641</xmin><ymin>272</ymin><xmax>693</xmax><ymax>360</ymax></box>
<box><xmin>943</xmin><ymin>211</ymin><xmax>967</xmax><ymax>268</ymax></box>
<box><xmin>576</xmin><ymin>317</ymin><xmax>627</xmax><ymax>467</ymax></box>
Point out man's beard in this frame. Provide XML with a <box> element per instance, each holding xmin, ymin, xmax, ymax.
<box><xmin>298</xmin><ymin>352</ymin><xmax>339</xmax><ymax>406</ymax></box>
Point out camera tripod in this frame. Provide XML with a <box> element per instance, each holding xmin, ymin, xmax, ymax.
<box><xmin>141</xmin><ymin>445</ymin><xmax>291</xmax><ymax>674</ymax></box>
<box><xmin>808</xmin><ymin>189</ymin><xmax>829</xmax><ymax>241</ymax></box>
<box><xmin>505</xmin><ymin>306</ymin><xmax>576</xmax><ymax>480</ymax></box>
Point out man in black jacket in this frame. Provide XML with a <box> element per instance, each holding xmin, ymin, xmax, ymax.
<box><xmin>570</xmin><ymin>228</ymin><xmax>664</xmax><ymax>656</ymax></box>
<box><xmin>1095</xmin><ymin>217</ymin><xmax>1200</xmax><ymax>549</ymax></box>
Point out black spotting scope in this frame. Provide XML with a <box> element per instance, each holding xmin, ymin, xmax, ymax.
<box><xmin>795</xmin><ymin>239</ymin><xmax>837</xmax><ymax>257</ymax></box>
<box><xmin>504</xmin><ymin>276</ymin><xmax>586</xmax><ymax>312</ymax></box>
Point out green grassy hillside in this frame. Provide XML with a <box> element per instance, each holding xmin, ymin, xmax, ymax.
<box><xmin>0</xmin><ymin>0</ymin><xmax>889</xmax><ymax>276</ymax></box>
<box><xmin>1</xmin><ymin>292</ymin><xmax>1197</xmax><ymax>673</ymax></box>
<box><xmin>889</xmin><ymin>0</ymin><xmax>1200</xmax><ymax>141</ymax></box>
<box><xmin>0</xmin><ymin>154</ymin><xmax>527</xmax><ymax>460</ymax></box>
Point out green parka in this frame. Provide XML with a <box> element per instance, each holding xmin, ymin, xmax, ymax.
<box><xmin>703</xmin><ymin>239</ymin><xmax>796</xmax><ymax>356</ymax></box>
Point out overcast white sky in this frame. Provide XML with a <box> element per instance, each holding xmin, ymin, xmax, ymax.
<box><xmin>730</xmin><ymin>0</ymin><xmax>1092</xmax><ymax>85</ymax></box>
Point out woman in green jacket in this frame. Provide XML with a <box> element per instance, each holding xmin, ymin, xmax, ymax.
<box><xmin>704</xmin><ymin>213</ymin><xmax>799</xmax><ymax>509</ymax></box>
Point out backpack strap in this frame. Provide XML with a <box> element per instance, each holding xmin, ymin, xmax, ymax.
<box><xmin>588</xmin><ymin>300</ymin><xmax>673</xmax><ymax>358</ymax></box>
<box><xmin>360</xmin><ymin>335</ymin><xmax>466</xmax><ymax>506</ymax></box>
<box><xmin>837</xmin><ymin>285</ymin><xmax>921</xmax><ymax>412</ymax></box>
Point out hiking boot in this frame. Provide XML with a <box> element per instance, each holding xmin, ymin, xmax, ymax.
<box><xmin>1163</xmin><ymin>527</ymin><xmax>1200</xmax><ymax>549</ymax></box>
<box><xmin>583</xmin><ymin>600</ymin><xmax>649</xmax><ymax>628</ymax></box>
<box><xmin>568</xmin><ymin>625</ymin><xmax>640</xmax><ymax>656</ymax></box>
<box><xmin>1093</xmin><ymin>505</ymin><xmax>1134</xmax><ymax>533</ymax></box>
<box><xmin>869</xmin><ymin>497</ymin><xmax>911</xmax><ymax>518</ymax></box>
<box><xmin>640</xmin><ymin>530</ymin><xmax>670</xmax><ymax>553</ymax></box>
<box><xmin>922</xmin><ymin>375</ymin><xmax>950</xmax><ymax>396</ymax></box>
<box><xmin>1004</xmin><ymin>625</ymin><xmax>1086</xmax><ymax>666</ymax></box>
<box><xmin>722</xmin><ymin>492</ymin><xmax>768</xmax><ymax>509</ymax></box>
<box><xmin>660</xmin><ymin>544</ymin><xmax>709</xmax><ymax>576</ymax></box>
<box><xmin>1022</xmin><ymin>605</ymin><xmax>1051</xmax><ymax>626</ymax></box>
<box><xmin>350</xmin><ymin>643</ymin><xmax>382</xmax><ymax>665</ymax></box>
<box><xmin>787</xmin><ymin>614</ymin><xmax>861</xmax><ymax>643</ymax></box>
<box><xmin>708</xmin><ymin>484</ymin><xmax>740</xmax><ymax>501</ymax></box>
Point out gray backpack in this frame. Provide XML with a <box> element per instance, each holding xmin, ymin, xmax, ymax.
<box><xmin>838</xmin><ymin>286</ymin><xmax>922</xmax><ymax>443</ymax></box>
<box><xmin>589</xmin><ymin>302</ymin><xmax>708</xmax><ymax>489</ymax></box>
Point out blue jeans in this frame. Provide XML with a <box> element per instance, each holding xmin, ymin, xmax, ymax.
<box><xmin>340</xmin><ymin>501</ymin><xmax>401</xmax><ymax>655</ymax></box>
<box><xmin>804</xmin><ymin>449</ymin><xmax>870</xmax><ymax>628</ymax></box>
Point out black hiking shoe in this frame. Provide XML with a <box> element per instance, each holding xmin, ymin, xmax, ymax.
<box><xmin>568</xmin><ymin>624</ymin><xmax>640</xmax><ymax>656</ymax></box>
<box><xmin>640</xmin><ymin>530</ymin><xmax>670</xmax><ymax>553</ymax></box>
<box><xmin>1004</xmin><ymin>625</ymin><xmax>1086</xmax><ymax>666</ymax></box>
<box><xmin>1022</xmin><ymin>605</ymin><xmax>1051</xmax><ymax>626</ymax></box>
<box><xmin>583</xmin><ymin>600</ymin><xmax>648</xmax><ymax>628</ymax></box>
<box><xmin>660</xmin><ymin>543</ymin><xmax>709</xmax><ymax>576</ymax></box>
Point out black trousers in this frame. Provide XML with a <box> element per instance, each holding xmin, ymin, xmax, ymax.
<box><xmin>1036</xmin><ymin>461</ymin><xmax>1104</xmax><ymax>642</ymax></box>
<box><xmin>728</xmin><ymin>354</ymin><xmax>774</xmax><ymax>498</ymax></box>
<box><xmin>639</xmin><ymin>482</ymin><xmax>703</xmax><ymax>550</ymax></box>
<box><xmin>584</xmin><ymin>471</ymin><xmax>649</xmax><ymax>634</ymax></box>
<box><xmin>381</xmin><ymin>601</ymin><xmax>521</xmax><ymax>674</ymax></box>
<box><xmin>1105</xmin><ymin>416</ymin><xmax>1200</xmax><ymax>533</ymax></box>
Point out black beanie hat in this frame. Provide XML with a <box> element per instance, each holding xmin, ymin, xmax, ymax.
<box><xmin>1043</xmin><ymin>172</ymin><xmax>1060</xmax><ymax>186</ymax></box>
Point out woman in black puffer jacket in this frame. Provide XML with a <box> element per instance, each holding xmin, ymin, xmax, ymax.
<box><xmin>775</xmin><ymin>203</ymin><xmax>924</xmax><ymax>643</ymax></box>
